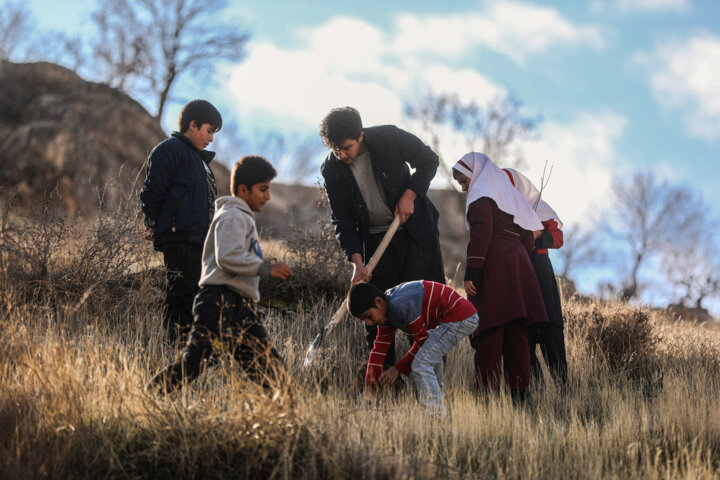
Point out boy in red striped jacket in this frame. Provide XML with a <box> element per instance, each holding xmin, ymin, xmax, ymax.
<box><xmin>348</xmin><ymin>280</ymin><xmax>478</xmax><ymax>414</ymax></box>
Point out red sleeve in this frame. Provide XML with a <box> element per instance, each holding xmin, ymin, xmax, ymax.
<box><xmin>394</xmin><ymin>317</ymin><xmax>429</xmax><ymax>376</ymax></box>
<box><xmin>365</xmin><ymin>325</ymin><xmax>395</xmax><ymax>388</ymax></box>
<box><xmin>536</xmin><ymin>219</ymin><xmax>563</xmax><ymax>250</ymax></box>
<box><xmin>466</xmin><ymin>197</ymin><xmax>494</xmax><ymax>269</ymax></box>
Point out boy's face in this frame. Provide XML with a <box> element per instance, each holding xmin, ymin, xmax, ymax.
<box><xmin>332</xmin><ymin>132</ymin><xmax>365</xmax><ymax>164</ymax></box>
<box><xmin>358</xmin><ymin>297</ymin><xmax>388</xmax><ymax>327</ymax></box>
<box><xmin>185</xmin><ymin>121</ymin><xmax>217</xmax><ymax>150</ymax></box>
<box><xmin>237</xmin><ymin>181</ymin><xmax>271</xmax><ymax>212</ymax></box>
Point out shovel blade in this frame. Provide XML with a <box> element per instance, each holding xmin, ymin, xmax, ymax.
<box><xmin>303</xmin><ymin>330</ymin><xmax>325</xmax><ymax>367</ymax></box>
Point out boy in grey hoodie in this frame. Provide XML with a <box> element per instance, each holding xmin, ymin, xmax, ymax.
<box><xmin>149</xmin><ymin>156</ymin><xmax>292</xmax><ymax>392</ymax></box>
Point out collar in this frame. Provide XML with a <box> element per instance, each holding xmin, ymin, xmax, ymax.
<box><xmin>171</xmin><ymin>131</ymin><xmax>216</xmax><ymax>163</ymax></box>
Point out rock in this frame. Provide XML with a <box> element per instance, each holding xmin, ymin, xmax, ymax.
<box><xmin>0</xmin><ymin>60</ymin><xmax>229</xmax><ymax>215</ymax></box>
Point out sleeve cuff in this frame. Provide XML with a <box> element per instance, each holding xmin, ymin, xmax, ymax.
<box><xmin>257</xmin><ymin>262</ymin><xmax>271</xmax><ymax>279</ymax></box>
<box><xmin>464</xmin><ymin>267</ymin><xmax>483</xmax><ymax>284</ymax></box>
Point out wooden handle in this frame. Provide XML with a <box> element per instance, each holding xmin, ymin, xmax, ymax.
<box><xmin>365</xmin><ymin>215</ymin><xmax>401</xmax><ymax>274</ymax></box>
<box><xmin>327</xmin><ymin>215</ymin><xmax>401</xmax><ymax>328</ymax></box>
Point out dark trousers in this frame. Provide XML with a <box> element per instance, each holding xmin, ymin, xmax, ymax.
<box><xmin>529</xmin><ymin>253</ymin><xmax>568</xmax><ymax>382</ymax></box>
<box><xmin>162</xmin><ymin>242</ymin><xmax>203</xmax><ymax>341</ymax></box>
<box><xmin>530</xmin><ymin>323</ymin><xmax>568</xmax><ymax>383</ymax></box>
<box><xmin>471</xmin><ymin>319</ymin><xmax>531</xmax><ymax>393</ymax></box>
<box><xmin>364</xmin><ymin>229</ymin><xmax>424</xmax><ymax>368</ymax></box>
<box><xmin>150</xmin><ymin>285</ymin><xmax>286</xmax><ymax>392</ymax></box>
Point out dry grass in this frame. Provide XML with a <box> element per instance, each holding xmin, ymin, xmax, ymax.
<box><xmin>2</xmin><ymin>208</ymin><xmax>720</xmax><ymax>478</ymax></box>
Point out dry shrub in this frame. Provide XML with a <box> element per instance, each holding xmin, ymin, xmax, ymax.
<box><xmin>653</xmin><ymin>314</ymin><xmax>720</xmax><ymax>373</ymax></box>
<box><xmin>566</xmin><ymin>300</ymin><xmax>660</xmax><ymax>380</ymax></box>
<box><xmin>260</xmin><ymin>186</ymin><xmax>348</xmax><ymax>305</ymax></box>
<box><xmin>0</xmin><ymin>182</ymin><xmax>162</xmax><ymax>318</ymax></box>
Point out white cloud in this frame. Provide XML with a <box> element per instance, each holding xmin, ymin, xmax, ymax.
<box><xmin>641</xmin><ymin>32</ymin><xmax>720</xmax><ymax>139</ymax></box>
<box><xmin>593</xmin><ymin>0</ymin><xmax>689</xmax><ymax>13</ymax></box>
<box><xmin>227</xmin><ymin>2</ymin><xmax>602</xmax><ymax>131</ymax></box>
<box><xmin>392</xmin><ymin>1</ymin><xmax>604</xmax><ymax>64</ymax></box>
<box><xmin>227</xmin><ymin>15</ymin><xmax>511</xmax><ymax>131</ymax></box>
<box><xmin>517</xmin><ymin>112</ymin><xmax>627</xmax><ymax>227</ymax></box>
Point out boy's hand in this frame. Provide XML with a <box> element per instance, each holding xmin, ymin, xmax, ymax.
<box><xmin>378</xmin><ymin>366</ymin><xmax>399</xmax><ymax>386</ymax></box>
<box><xmin>464</xmin><ymin>280</ymin><xmax>477</xmax><ymax>297</ymax></box>
<box><xmin>362</xmin><ymin>389</ymin><xmax>375</xmax><ymax>402</ymax></box>
<box><xmin>269</xmin><ymin>263</ymin><xmax>293</xmax><ymax>280</ymax></box>
<box><xmin>144</xmin><ymin>225</ymin><xmax>153</xmax><ymax>241</ymax></box>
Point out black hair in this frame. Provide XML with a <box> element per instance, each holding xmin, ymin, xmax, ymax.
<box><xmin>179</xmin><ymin>99</ymin><xmax>223</xmax><ymax>133</ymax></box>
<box><xmin>348</xmin><ymin>282</ymin><xmax>386</xmax><ymax>318</ymax></box>
<box><xmin>319</xmin><ymin>106</ymin><xmax>363</xmax><ymax>150</ymax></box>
<box><xmin>231</xmin><ymin>156</ymin><xmax>277</xmax><ymax>196</ymax></box>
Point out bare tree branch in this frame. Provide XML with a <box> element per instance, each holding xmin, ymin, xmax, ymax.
<box><xmin>90</xmin><ymin>0</ymin><xmax>248</xmax><ymax>120</ymax></box>
<box><xmin>604</xmin><ymin>171</ymin><xmax>705</xmax><ymax>300</ymax></box>
<box><xmin>405</xmin><ymin>90</ymin><xmax>536</xmax><ymax>188</ymax></box>
<box><xmin>0</xmin><ymin>2</ymin><xmax>34</xmax><ymax>61</ymax></box>
<box><xmin>555</xmin><ymin>223</ymin><xmax>602</xmax><ymax>281</ymax></box>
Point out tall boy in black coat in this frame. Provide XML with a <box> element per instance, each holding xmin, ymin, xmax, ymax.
<box><xmin>140</xmin><ymin>100</ymin><xmax>222</xmax><ymax>340</ymax></box>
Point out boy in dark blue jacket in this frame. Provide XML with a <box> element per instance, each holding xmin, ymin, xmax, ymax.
<box><xmin>140</xmin><ymin>99</ymin><xmax>222</xmax><ymax>340</ymax></box>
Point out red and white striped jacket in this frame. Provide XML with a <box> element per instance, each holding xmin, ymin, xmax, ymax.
<box><xmin>366</xmin><ymin>280</ymin><xmax>476</xmax><ymax>387</ymax></box>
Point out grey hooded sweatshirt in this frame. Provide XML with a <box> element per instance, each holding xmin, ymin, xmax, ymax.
<box><xmin>199</xmin><ymin>196</ymin><xmax>271</xmax><ymax>302</ymax></box>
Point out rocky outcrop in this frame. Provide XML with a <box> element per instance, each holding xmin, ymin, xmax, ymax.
<box><xmin>0</xmin><ymin>61</ymin><xmax>229</xmax><ymax>215</ymax></box>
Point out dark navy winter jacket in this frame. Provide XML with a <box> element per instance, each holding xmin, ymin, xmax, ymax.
<box><xmin>320</xmin><ymin>124</ymin><xmax>441</xmax><ymax>262</ymax></box>
<box><xmin>140</xmin><ymin>132</ymin><xmax>218</xmax><ymax>250</ymax></box>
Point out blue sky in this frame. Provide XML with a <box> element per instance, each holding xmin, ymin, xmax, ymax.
<box><xmin>23</xmin><ymin>0</ymin><xmax>720</xmax><ymax>309</ymax></box>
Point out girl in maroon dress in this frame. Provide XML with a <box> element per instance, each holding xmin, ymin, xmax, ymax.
<box><xmin>453</xmin><ymin>152</ymin><xmax>548</xmax><ymax>402</ymax></box>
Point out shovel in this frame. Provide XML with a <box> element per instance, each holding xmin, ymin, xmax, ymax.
<box><xmin>303</xmin><ymin>215</ymin><xmax>401</xmax><ymax>367</ymax></box>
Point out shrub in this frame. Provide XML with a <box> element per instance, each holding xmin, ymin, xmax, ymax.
<box><xmin>260</xmin><ymin>186</ymin><xmax>348</xmax><ymax>306</ymax></box>
<box><xmin>0</xmin><ymin>182</ymin><xmax>162</xmax><ymax>317</ymax></box>
<box><xmin>566</xmin><ymin>301</ymin><xmax>660</xmax><ymax>381</ymax></box>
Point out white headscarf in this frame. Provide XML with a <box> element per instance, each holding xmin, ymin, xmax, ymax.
<box><xmin>504</xmin><ymin>168</ymin><xmax>563</xmax><ymax>228</ymax></box>
<box><xmin>453</xmin><ymin>152</ymin><xmax>543</xmax><ymax>232</ymax></box>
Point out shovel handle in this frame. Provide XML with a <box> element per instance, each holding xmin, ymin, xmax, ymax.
<box><xmin>327</xmin><ymin>215</ymin><xmax>401</xmax><ymax>328</ymax></box>
<box><xmin>365</xmin><ymin>215</ymin><xmax>401</xmax><ymax>274</ymax></box>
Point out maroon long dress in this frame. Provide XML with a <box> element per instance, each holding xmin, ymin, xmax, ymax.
<box><xmin>465</xmin><ymin>196</ymin><xmax>548</xmax><ymax>393</ymax></box>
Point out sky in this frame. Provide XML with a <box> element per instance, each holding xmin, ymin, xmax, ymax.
<box><xmin>22</xmin><ymin>0</ymin><xmax>720</xmax><ymax>310</ymax></box>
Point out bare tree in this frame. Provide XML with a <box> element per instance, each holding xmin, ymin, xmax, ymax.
<box><xmin>90</xmin><ymin>0</ymin><xmax>248</xmax><ymax>120</ymax></box>
<box><xmin>554</xmin><ymin>223</ymin><xmax>602</xmax><ymax>281</ymax></box>
<box><xmin>405</xmin><ymin>91</ymin><xmax>535</xmax><ymax>188</ymax></box>
<box><xmin>0</xmin><ymin>2</ymin><xmax>33</xmax><ymax>61</ymax></box>
<box><xmin>605</xmin><ymin>171</ymin><xmax>705</xmax><ymax>300</ymax></box>
<box><xmin>662</xmin><ymin>223</ymin><xmax>719</xmax><ymax>310</ymax></box>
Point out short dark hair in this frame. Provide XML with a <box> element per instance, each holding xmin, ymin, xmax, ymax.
<box><xmin>319</xmin><ymin>106</ymin><xmax>363</xmax><ymax>150</ymax></box>
<box><xmin>179</xmin><ymin>99</ymin><xmax>223</xmax><ymax>133</ymax></box>
<box><xmin>231</xmin><ymin>156</ymin><xmax>277</xmax><ymax>196</ymax></box>
<box><xmin>348</xmin><ymin>282</ymin><xmax>386</xmax><ymax>318</ymax></box>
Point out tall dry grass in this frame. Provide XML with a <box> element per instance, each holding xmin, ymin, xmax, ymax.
<box><xmin>2</xmin><ymin>194</ymin><xmax>720</xmax><ymax>478</ymax></box>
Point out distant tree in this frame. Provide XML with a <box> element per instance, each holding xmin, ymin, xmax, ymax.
<box><xmin>554</xmin><ymin>223</ymin><xmax>602</xmax><ymax>281</ymax></box>
<box><xmin>662</xmin><ymin>222</ymin><xmax>719</xmax><ymax>310</ymax></box>
<box><xmin>90</xmin><ymin>0</ymin><xmax>248</xmax><ymax>121</ymax></box>
<box><xmin>605</xmin><ymin>171</ymin><xmax>705</xmax><ymax>300</ymax></box>
<box><xmin>0</xmin><ymin>2</ymin><xmax>33</xmax><ymax>61</ymax></box>
<box><xmin>405</xmin><ymin>91</ymin><xmax>535</xmax><ymax>188</ymax></box>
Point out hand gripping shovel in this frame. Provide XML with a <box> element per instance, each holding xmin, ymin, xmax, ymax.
<box><xmin>303</xmin><ymin>215</ymin><xmax>401</xmax><ymax>367</ymax></box>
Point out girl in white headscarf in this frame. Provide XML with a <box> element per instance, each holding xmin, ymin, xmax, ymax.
<box><xmin>503</xmin><ymin>168</ymin><xmax>568</xmax><ymax>383</ymax></box>
<box><xmin>452</xmin><ymin>152</ymin><xmax>547</xmax><ymax>401</ymax></box>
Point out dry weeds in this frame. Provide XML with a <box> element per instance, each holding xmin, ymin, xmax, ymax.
<box><xmin>1</xmin><ymin>206</ymin><xmax>720</xmax><ymax>479</ymax></box>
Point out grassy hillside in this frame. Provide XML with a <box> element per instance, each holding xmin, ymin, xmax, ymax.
<box><xmin>1</xmin><ymin>197</ymin><xmax>720</xmax><ymax>479</ymax></box>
